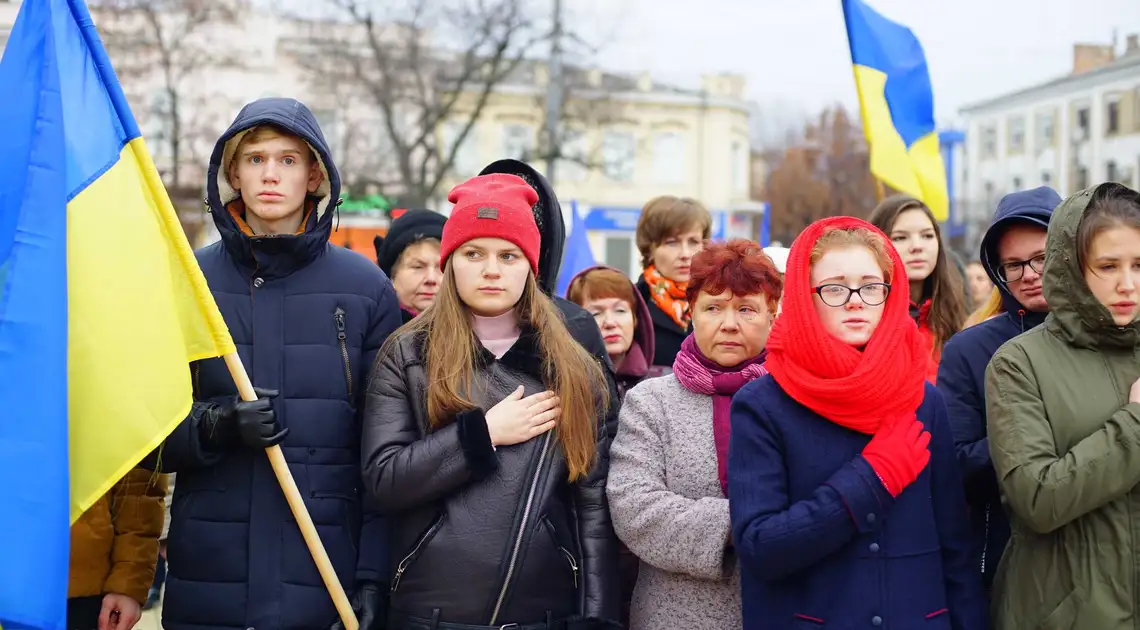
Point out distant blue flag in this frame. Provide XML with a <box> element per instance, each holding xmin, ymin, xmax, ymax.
<box><xmin>556</xmin><ymin>200</ymin><xmax>596</xmax><ymax>297</ymax></box>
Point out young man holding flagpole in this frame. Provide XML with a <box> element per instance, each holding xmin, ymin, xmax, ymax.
<box><xmin>149</xmin><ymin>98</ymin><xmax>401</xmax><ymax>630</ymax></box>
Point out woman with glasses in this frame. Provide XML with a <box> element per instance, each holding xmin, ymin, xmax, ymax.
<box><xmin>869</xmin><ymin>196</ymin><xmax>968</xmax><ymax>383</ymax></box>
<box><xmin>986</xmin><ymin>184</ymin><xmax>1140</xmax><ymax>629</ymax></box>
<box><xmin>728</xmin><ymin>217</ymin><xmax>984</xmax><ymax>630</ymax></box>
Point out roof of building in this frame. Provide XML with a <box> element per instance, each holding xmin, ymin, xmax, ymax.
<box><xmin>960</xmin><ymin>51</ymin><xmax>1140</xmax><ymax>114</ymax></box>
<box><xmin>498</xmin><ymin>59</ymin><xmax>694</xmax><ymax>96</ymax></box>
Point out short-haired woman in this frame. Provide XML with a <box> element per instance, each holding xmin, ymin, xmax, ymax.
<box><xmin>634</xmin><ymin>196</ymin><xmax>712</xmax><ymax>367</ymax></box>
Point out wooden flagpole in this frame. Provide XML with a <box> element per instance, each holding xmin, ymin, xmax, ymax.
<box><xmin>223</xmin><ymin>352</ymin><xmax>359</xmax><ymax>630</ymax></box>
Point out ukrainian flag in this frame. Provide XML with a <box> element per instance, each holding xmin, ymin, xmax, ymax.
<box><xmin>842</xmin><ymin>0</ymin><xmax>949</xmax><ymax>221</ymax></box>
<box><xmin>0</xmin><ymin>0</ymin><xmax>235</xmax><ymax>628</ymax></box>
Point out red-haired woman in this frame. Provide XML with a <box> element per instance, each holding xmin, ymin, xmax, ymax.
<box><xmin>567</xmin><ymin>266</ymin><xmax>666</xmax><ymax>401</ymax></box>
<box><xmin>607</xmin><ymin>240</ymin><xmax>783</xmax><ymax>630</ymax></box>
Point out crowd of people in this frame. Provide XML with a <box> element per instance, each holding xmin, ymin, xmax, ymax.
<box><xmin>70</xmin><ymin>96</ymin><xmax>1140</xmax><ymax>630</ymax></box>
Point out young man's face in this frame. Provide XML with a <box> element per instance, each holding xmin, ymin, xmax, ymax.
<box><xmin>997</xmin><ymin>224</ymin><xmax>1049</xmax><ymax>312</ymax></box>
<box><xmin>229</xmin><ymin>132</ymin><xmax>323</xmax><ymax>234</ymax></box>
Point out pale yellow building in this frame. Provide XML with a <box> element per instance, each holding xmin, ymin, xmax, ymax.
<box><xmin>440</xmin><ymin>62</ymin><xmax>757</xmax><ymax>275</ymax></box>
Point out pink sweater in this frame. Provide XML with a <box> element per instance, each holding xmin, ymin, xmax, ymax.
<box><xmin>472</xmin><ymin>310</ymin><xmax>520</xmax><ymax>359</ymax></box>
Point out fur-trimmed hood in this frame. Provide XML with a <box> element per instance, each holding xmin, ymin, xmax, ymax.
<box><xmin>206</xmin><ymin>97</ymin><xmax>340</xmax><ymax>279</ymax></box>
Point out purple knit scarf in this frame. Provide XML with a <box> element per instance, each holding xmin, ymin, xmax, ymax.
<box><xmin>672</xmin><ymin>334</ymin><xmax>768</xmax><ymax>496</ymax></box>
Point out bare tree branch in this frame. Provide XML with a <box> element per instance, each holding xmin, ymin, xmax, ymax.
<box><xmin>93</xmin><ymin>0</ymin><xmax>244</xmax><ymax>189</ymax></box>
<box><xmin>289</xmin><ymin>0</ymin><xmax>545</xmax><ymax>207</ymax></box>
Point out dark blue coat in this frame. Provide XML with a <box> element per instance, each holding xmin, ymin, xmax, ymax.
<box><xmin>153</xmin><ymin>98</ymin><xmax>401</xmax><ymax>630</ymax></box>
<box><xmin>728</xmin><ymin>378</ymin><xmax>985</xmax><ymax>630</ymax></box>
<box><xmin>936</xmin><ymin>186</ymin><xmax>1058</xmax><ymax>591</ymax></box>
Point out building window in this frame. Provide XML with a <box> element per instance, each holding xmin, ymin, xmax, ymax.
<box><xmin>502</xmin><ymin>124</ymin><xmax>534</xmax><ymax>161</ymax></box>
<box><xmin>1008</xmin><ymin>117</ymin><xmax>1025</xmax><ymax>153</ymax></box>
<box><xmin>442</xmin><ymin>121</ymin><xmax>480</xmax><ymax>177</ymax></box>
<box><xmin>1135</xmin><ymin>88</ymin><xmax>1140</xmax><ymax>132</ymax></box>
<box><xmin>602</xmin><ymin>131</ymin><xmax>636</xmax><ymax>182</ymax></box>
<box><xmin>1107</xmin><ymin>160</ymin><xmax>1120</xmax><ymax>182</ymax></box>
<box><xmin>558</xmin><ymin>127</ymin><xmax>588</xmax><ymax>182</ymax></box>
<box><xmin>1041</xmin><ymin>171</ymin><xmax>1052</xmax><ymax>187</ymax></box>
<box><xmin>1035</xmin><ymin>110</ymin><xmax>1055</xmax><ymax>148</ymax></box>
<box><xmin>604</xmin><ymin>236</ymin><xmax>634</xmax><ymax>276</ymax></box>
<box><xmin>1012</xmin><ymin>176</ymin><xmax>1023</xmax><ymax>191</ymax></box>
<box><xmin>982</xmin><ymin>126</ymin><xmax>997</xmax><ymax>157</ymax></box>
<box><xmin>1076</xmin><ymin>166</ymin><xmax>1089</xmax><ymax>190</ymax></box>
<box><xmin>652</xmin><ymin>132</ymin><xmax>685</xmax><ymax>184</ymax></box>
<box><xmin>731</xmin><ymin>140</ymin><xmax>749</xmax><ymax>194</ymax></box>
<box><xmin>1107</xmin><ymin>96</ymin><xmax>1121</xmax><ymax>135</ymax></box>
<box><xmin>145</xmin><ymin>89</ymin><xmax>173</xmax><ymax>163</ymax></box>
<box><xmin>311</xmin><ymin>108</ymin><xmax>341</xmax><ymax>158</ymax></box>
<box><xmin>1076</xmin><ymin>106</ymin><xmax>1090</xmax><ymax>141</ymax></box>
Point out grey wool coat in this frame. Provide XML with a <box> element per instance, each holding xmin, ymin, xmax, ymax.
<box><xmin>607</xmin><ymin>375</ymin><xmax>742</xmax><ymax>630</ymax></box>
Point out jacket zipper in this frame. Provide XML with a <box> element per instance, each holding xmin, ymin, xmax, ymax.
<box><xmin>192</xmin><ymin>362</ymin><xmax>201</xmax><ymax>398</ymax></box>
<box><xmin>544</xmin><ymin>518</ymin><xmax>579</xmax><ymax>589</ymax></box>
<box><xmin>489</xmin><ymin>431</ymin><xmax>552</xmax><ymax>625</ymax></box>
<box><xmin>390</xmin><ymin>515</ymin><xmax>444</xmax><ymax>593</ymax></box>
<box><xmin>560</xmin><ymin>547</ymin><xmax>579</xmax><ymax>588</ymax></box>
<box><xmin>980</xmin><ymin>504</ymin><xmax>990</xmax><ymax>576</ymax></box>
<box><xmin>334</xmin><ymin>307</ymin><xmax>352</xmax><ymax>397</ymax></box>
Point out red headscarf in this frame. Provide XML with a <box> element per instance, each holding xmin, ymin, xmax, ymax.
<box><xmin>764</xmin><ymin>216</ymin><xmax>928</xmax><ymax>434</ymax></box>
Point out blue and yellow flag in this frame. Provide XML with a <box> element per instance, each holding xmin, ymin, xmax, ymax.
<box><xmin>0</xmin><ymin>0</ymin><xmax>235</xmax><ymax>628</ymax></box>
<box><xmin>842</xmin><ymin>0</ymin><xmax>949</xmax><ymax>221</ymax></box>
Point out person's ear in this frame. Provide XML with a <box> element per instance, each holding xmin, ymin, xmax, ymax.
<box><xmin>307</xmin><ymin>160</ymin><xmax>324</xmax><ymax>193</ymax></box>
<box><xmin>227</xmin><ymin>161</ymin><xmax>241</xmax><ymax>193</ymax></box>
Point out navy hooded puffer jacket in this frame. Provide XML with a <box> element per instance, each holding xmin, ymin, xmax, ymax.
<box><xmin>936</xmin><ymin>185</ymin><xmax>1060</xmax><ymax>592</ymax></box>
<box><xmin>152</xmin><ymin>98</ymin><xmax>402</xmax><ymax>630</ymax></box>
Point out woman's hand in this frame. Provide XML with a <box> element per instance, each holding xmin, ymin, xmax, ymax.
<box><xmin>485</xmin><ymin>386</ymin><xmax>561</xmax><ymax>447</ymax></box>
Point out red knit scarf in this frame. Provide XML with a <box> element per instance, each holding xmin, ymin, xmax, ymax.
<box><xmin>764</xmin><ymin>216</ymin><xmax>928</xmax><ymax>434</ymax></box>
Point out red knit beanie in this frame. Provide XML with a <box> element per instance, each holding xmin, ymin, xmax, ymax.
<box><xmin>441</xmin><ymin>174</ymin><xmax>542</xmax><ymax>275</ymax></box>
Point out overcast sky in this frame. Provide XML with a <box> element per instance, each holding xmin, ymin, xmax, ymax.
<box><xmin>563</xmin><ymin>0</ymin><xmax>1140</xmax><ymax>143</ymax></box>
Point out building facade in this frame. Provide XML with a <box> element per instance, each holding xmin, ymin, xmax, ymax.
<box><xmin>0</xmin><ymin>0</ymin><xmax>754</xmax><ymax>272</ymax></box>
<box><xmin>439</xmin><ymin>64</ymin><xmax>756</xmax><ymax>276</ymax></box>
<box><xmin>959</xmin><ymin>39</ymin><xmax>1140</xmax><ymax>249</ymax></box>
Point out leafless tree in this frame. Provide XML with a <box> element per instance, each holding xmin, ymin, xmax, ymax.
<box><xmin>764</xmin><ymin>104</ymin><xmax>879</xmax><ymax>242</ymax></box>
<box><xmin>290</xmin><ymin>0</ymin><xmax>547</xmax><ymax>207</ymax></box>
<box><xmin>516</xmin><ymin>71</ymin><xmax>630</xmax><ymax>180</ymax></box>
<box><xmin>92</xmin><ymin>0</ymin><xmax>244</xmax><ymax>191</ymax></box>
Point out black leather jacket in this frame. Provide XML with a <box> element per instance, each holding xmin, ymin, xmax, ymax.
<box><xmin>362</xmin><ymin>329</ymin><xmax>620</xmax><ymax>628</ymax></box>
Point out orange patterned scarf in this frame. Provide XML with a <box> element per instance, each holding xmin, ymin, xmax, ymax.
<box><xmin>643</xmin><ymin>264</ymin><xmax>691</xmax><ymax>329</ymax></box>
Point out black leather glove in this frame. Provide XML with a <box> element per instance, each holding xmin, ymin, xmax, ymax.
<box><xmin>330</xmin><ymin>581</ymin><xmax>385</xmax><ymax>630</ymax></box>
<box><xmin>199</xmin><ymin>388</ymin><xmax>287</xmax><ymax>449</ymax></box>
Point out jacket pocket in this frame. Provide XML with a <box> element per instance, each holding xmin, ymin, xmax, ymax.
<box><xmin>543</xmin><ymin>517</ymin><xmax>579</xmax><ymax>589</ymax></box>
<box><xmin>793</xmin><ymin>613</ymin><xmax>825</xmax><ymax>627</ymax></box>
<box><xmin>391</xmin><ymin>514</ymin><xmax>444</xmax><ymax>593</ymax></box>
<box><xmin>334</xmin><ymin>307</ymin><xmax>353</xmax><ymax>398</ymax></box>
<box><xmin>1036</xmin><ymin>589</ymin><xmax>1081</xmax><ymax>630</ymax></box>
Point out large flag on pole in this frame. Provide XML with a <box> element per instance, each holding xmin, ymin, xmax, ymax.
<box><xmin>842</xmin><ymin>0</ymin><xmax>949</xmax><ymax>221</ymax></box>
<box><xmin>0</xmin><ymin>0</ymin><xmax>235</xmax><ymax>628</ymax></box>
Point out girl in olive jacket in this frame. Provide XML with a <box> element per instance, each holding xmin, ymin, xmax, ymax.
<box><xmin>987</xmin><ymin>183</ymin><xmax>1140</xmax><ymax>629</ymax></box>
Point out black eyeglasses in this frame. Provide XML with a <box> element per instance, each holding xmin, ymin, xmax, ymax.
<box><xmin>813</xmin><ymin>283</ymin><xmax>891</xmax><ymax>307</ymax></box>
<box><xmin>998</xmin><ymin>254</ymin><xmax>1045</xmax><ymax>282</ymax></box>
